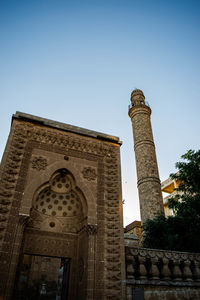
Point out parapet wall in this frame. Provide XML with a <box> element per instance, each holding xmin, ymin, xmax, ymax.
<box><xmin>125</xmin><ymin>245</ymin><xmax>200</xmax><ymax>300</ymax></box>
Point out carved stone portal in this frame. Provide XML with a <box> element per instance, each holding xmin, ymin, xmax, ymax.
<box><xmin>0</xmin><ymin>112</ymin><xmax>125</xmax><ymax>300</ymax></box>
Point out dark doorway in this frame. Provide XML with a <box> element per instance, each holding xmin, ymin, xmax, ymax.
<box><xmin>14</xmin><ymin>254</ymin><xmax>70</xmax><ymax>300</ymax></box>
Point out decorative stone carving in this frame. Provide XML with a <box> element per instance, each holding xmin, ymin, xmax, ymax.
<box><xmin>0</xmin><ymin>224</ymin><xmax>5</xmax><ymax>231</ymax></box>
<box><xmin>138</xmin><ymin>256</ymin><xmax>148</xmax><ymax>279</ymax></box>
<box><xmin>23</xmin><ymin>229</ymin><xmax>74</xmax><ymax>258</ymax></box>
<box><xmin>183</xmin><ymin>259</ymin><xmax>193</xmax><ymax>281</ymax></box>
<box><xmin>0</xmin><ymin>206</ymin><xmax>9</xmax><ymax>214</ymax></box>
<box><xmin>0</xmin><ymin>124</ymin><xmax>27</xmax><ymax>296</ymax></box>
<box><xmin>31</xmin><ymin>156</ymin><xmax>47</xmax><ymax>171</ymax></box>
<box><xmin>19</xmin><ymin>214</ymin><xmax>30</xmax><ymax>227</ymax></box>
<box><xmin>0</xmin><ymin>199</ymin><xmax>11</xmax><ymax>205</ymax></box>
<box><xmin>81</xmin><ymin>167</ymin><xmax>97</xmax><ymax>181</ymax></box>
<box><xmin>85</xmin><ymin>224</ymin><xmax>97</xmax><ymax>235</ymax></box>
<box><xmin>173</xmin><ymin>259</ymin><xmax>182</xmax><ymax>280</ymax></box>
<box><xmin>193</xmin><ymin>261</ymin><xmax>200</xmax><ymax>280</ymax></box>
<box><xmin>151</xmin><ymin>257</ymin><xmax>160</xmax><ymax>279</ymax></box>
<box><xmin>103</xmin><ymin>155</ymin><xmax>123</xmax><ymax>300</ymax></box>
<box><xmin>126</xmin><ymin>246</ymin><xmax>200</xmax><ymax>285</ymax></box>
<box><xmin>129</xmin><ymin>89</ymin><xmax>164</xmax><ymax>223</ymax></box>
<box><xmin>0</xmin><ymin>120</ymin><xmax>124</xmax><ymax>299</ymax></box>
<box><xmin>0</xmin><ymin>216</ymin><xmax>7</xmax><ymax>222</ymax></box>
<box><xmin>16</xmin><ymin>122</ymin><xmax>115</xmax><ymax>157</ymax></box>
<box><xmin>162</xmin><ymin>257</ymin><xmax>171</xmax><ymax>280</ymax></box>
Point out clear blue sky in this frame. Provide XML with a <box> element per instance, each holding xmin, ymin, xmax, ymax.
<box><xmin>1</xmin><ymin>0</ymin><xmax>200</xmax><ymax>225</ymax></box>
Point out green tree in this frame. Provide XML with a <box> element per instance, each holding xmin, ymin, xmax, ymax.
<box><xmin>142</xmin><ymin>150</ymin><xmax>200</xmax><ymax>252</ymax></box>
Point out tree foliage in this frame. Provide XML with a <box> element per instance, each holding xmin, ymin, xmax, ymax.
<box><xmin>142</xmin><ymin>150</ymin><xmax>200</xmax><ymax>252</ymax></box>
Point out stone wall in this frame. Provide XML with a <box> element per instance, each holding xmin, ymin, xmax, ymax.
<box><xmin>125</xmin><ymin>245</ymin><xmax>200</xmax><ymax>300</ymax></box>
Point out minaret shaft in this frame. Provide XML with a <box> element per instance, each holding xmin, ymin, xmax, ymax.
<box><xmin>129</xmin><ymin>89</ymin><xmax>164</xmax><ymax>223</ymax></box>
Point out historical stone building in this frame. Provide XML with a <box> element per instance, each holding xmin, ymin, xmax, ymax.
<box><xmin>0</xmin><ymin>112</ymin><xmax>125</xmax><ymax>299</ymax></box>
<box><xmin>0</xmin><ymin>89</ymin><xmax>200</xmax><ymax>300</ymax></box>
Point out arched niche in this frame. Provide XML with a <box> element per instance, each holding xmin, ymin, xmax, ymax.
<box><xmin>28</xmin><ymin>168</ymin><xmax>87</xmax><ymax>234</ymax></box>
<box><xmin>20</xmin><ymin>160</ymin><xmax>97</xmax><ymax>224</ymax></box>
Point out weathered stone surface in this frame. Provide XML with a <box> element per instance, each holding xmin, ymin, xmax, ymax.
<box><xmin>129</xmin><ymin>89</ymin><xmax>164</xmax><ymax>223</ymax></box>
<box><xmin>126</xmin><ymin>246</ymin><xmax>200</xmax><ymax>299</ymax></box>
<box><xmin>0</xmin><ymin>112</ymin><xmax>125</xmax><ymax>300</ymax></box>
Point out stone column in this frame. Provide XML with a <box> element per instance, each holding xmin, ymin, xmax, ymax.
<box><xmin>85</xmin><ymin>224</ymin><xmax>97</xmax><ymax>300</ymax></box>
<box><xmin>128</xmin><ymin>89</ymin><xmax>164</xmax><ymax>223</ymax></box>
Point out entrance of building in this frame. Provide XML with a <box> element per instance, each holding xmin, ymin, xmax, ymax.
<box><xmin>14</xmin><ymin>254</ymin><xmax>70</xmax><ymax>300</ymax></box>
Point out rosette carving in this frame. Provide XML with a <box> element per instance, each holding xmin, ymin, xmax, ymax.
<box><xmin>31</xmin><ymin>156</ymin><xmax>47</xmax><ymax>171</ymax></box>
<box><xmin>82</xmin><ymin>167</ymin><xmax>97</xmax><ymax>181</ymax></box>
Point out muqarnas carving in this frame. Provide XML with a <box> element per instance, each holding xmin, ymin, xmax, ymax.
<box><xmin>30</xmin><ymin>168</ymin><xmax>87</xmax><ymax>234</ymax></box>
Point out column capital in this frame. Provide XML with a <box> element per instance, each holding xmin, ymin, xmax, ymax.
<box><xmin>18</xmin><ymin>213</ymin><xmax>29</xmax><ymax>227</ymax></box>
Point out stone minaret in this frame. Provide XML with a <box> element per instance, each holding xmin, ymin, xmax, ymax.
<box><xmin>128</xmin><ymin>89</ymin><xmax>164</xmax><ymax>223</ymax></box>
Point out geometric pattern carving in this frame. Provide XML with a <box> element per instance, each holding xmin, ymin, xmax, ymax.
<box><xmin>0</xmin><ymin>126</ymin><xmax>27</xmax><ymax>247</ymax></box>
<box><xmin>33</xmin><ymin>171</ymin><xmax>83</xmax><ymax>218</ymax></box>
<box><xmin>85</xmin><ymin>224</ymin><xmax>97</xmax><ymax>235</ymax></box>
<box><xmin>103</xmin><ymin>155</ymin><xmax>122</xmax><ymax>300</ymax></box>
<box><xmin>23</xmin><ymin>229</ymin><xmax>75</xmax><ymax>258</ymax></box>
<box><xmin>31</xmin><ymin>156</ymin><xmax>47</xmax><ymax>171</ymax></box>
<box><xmin>0</xmin><ymin>124</ymin><xmax>28</xmax><ymax>296</ymax></box>
<box><xmin>30</xmin><ymin>169</ymin><xmax>86</xmax><ymax>235</ymax></box>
